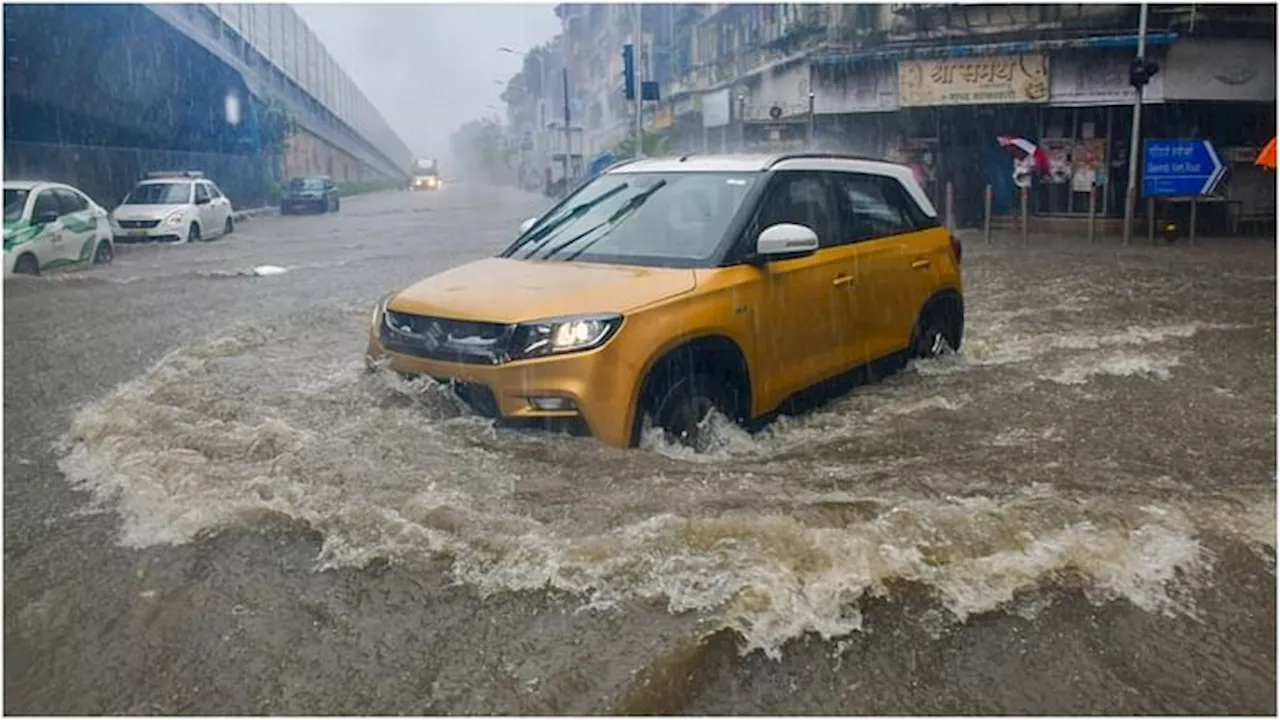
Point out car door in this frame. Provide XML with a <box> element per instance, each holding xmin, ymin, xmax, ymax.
<box><xmin>206</xmin><ymin>182</ymin><xmax>232</xmax><ymax>231</ymax></box>
<box><xmin>53</xmin><ymin>188</ymin><xmax>99</xmax><ymax>264</ymax></box>
<box><xmin>26</xmin><ymin>189</ymin><xmax>66</xmax><ymax>268</ymax></box>
<box><xmin>831</xmin><ymin>171</ymin><xmax>932</xmax><ymax>363</ymax></box>
<box><xmin>193</xmin><ymin>182</ymin><xmax>216</xmax><ymax>233</ymax></box>
<box><xmin>747</xmin><ymin>171</ymin><xmax>858</xmax><ymax>399</ymax></box>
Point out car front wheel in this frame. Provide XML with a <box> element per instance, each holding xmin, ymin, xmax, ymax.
<box><xmin>646</xmin><ymin>372</ymin><xmax>735</xmax><ymax>452</ymax></box>
<box><xmin>93</xmin><ymin>240</ymin><xmax>113</xmax><ymax>264</ymax></box>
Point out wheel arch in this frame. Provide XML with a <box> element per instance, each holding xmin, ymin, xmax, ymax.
<box><xmin>628</xmin><ymin>333</ymin><xmax>753</xmax><ymax>447</ymax></box>
<box><xmin>914</xmin><ymin>287</ymin><xmax>965</xmax><ymax>347</ymax></box>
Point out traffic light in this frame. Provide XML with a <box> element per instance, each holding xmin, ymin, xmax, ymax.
<box><xmin>1129</xmin><ymin>57</ymin><xmax>1160</xmax><ymax>89</ymax></box>
<box><xmin>622</xmin><ymin>44</ymin><xmax>636</xmax><ymax>101</ymax></box>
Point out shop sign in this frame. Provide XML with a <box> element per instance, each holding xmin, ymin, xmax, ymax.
<box><xmin>1050</xmin><ymin>50</ymin><xmax>1164</xmax><ymax>106</ymax></box>
<box><xmin>672</xmin><ymin>93</ymin><xmax>698</xmax><ymax>117</ymax></box>
<box><xmin>703</xmin><ymin>88</ymin><xmax>731</xmax><ymax>128</ymax></box>
<box><xmin>813</xmin><ymin>62</ymin><xmax>899</xmax><ymax>114</ymax></box>
<box><xmin>653</xmin><ymin>105</ymin><xmax>674</xmax><ymax>131</ymax></box>
<box><xmin>1163</xmin><ymin>39</ymin><xmax>1276</xmax><ymax>102</ymax></box>
<box><xmin>899</xmin><ymin>53</ymin><xmax>1049</xmax><ymax>107</ymax></box>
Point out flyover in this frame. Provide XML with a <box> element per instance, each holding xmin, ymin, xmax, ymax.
<box><xmin>3</xmin><ymin>3</ymin><xmax>413</xmax><ymax>209</ymax></box>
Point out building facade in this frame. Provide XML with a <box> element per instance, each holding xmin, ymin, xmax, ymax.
<box><xmin>505</xmin><ymin>4</ymin><xmax>1274</xmax><ymax>229</ymax></box>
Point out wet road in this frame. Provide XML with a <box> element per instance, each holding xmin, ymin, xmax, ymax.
<box><xmin>5</xmin><ymin>185</ymin><xmax>1275</xmax><ymax>714</ymax></box>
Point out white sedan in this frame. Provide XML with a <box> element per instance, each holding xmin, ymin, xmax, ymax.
<box><xmin>110</xmin><ymin>172</ymin><xmax>234</xmax><ymax>244</ymax></box>
<box><xmin>4</xmin><ymin>180</ymin><xmax>114</xmax><ymax>276</ymax></box>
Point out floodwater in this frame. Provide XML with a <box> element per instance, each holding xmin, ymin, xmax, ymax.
<box><xmin>7</xmin><ymin>187</ymin><xmax>1276</xmax><ymax>714</ymax></box>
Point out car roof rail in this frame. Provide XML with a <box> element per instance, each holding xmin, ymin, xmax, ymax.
<box><xmin>145</xmin><ymin>170</ymin><xmax>205</xmax><ymax>179</ymax></box>
<box><xmin>765</xmin><ymin>152</ymin><xmax>889</xmax><ymax>168</ymax></box>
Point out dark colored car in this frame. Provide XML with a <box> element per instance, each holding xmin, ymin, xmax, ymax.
<box><xmin>281</xmin><ymin>176</ymin><xmax>339</xmax><ymax>215</ymax></box>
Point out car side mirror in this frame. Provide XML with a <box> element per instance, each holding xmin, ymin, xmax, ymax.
<box><xmin>35</xmin><ymin>210</ymin><xmax>59</xmax><ymax>225</ymax></box>
<box><xmin>755</xmin><ymin>223</ymin><xmax>819</xmax><ymax>260</ymax></box>
<box><xmin>519</xmin><ymin>217</ymin><xmax>538</xmax><ymax>235</ymax></box>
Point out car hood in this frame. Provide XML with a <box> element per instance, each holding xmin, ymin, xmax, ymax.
<box><xmin>112</xmin><ymin>204</ymin><xmax>188</xmax><ymax>221</ymax></box>
<box><xmin>388</xmin><ymin>257</ymin><xmax>697</xmax><ymax>323</ymax></box>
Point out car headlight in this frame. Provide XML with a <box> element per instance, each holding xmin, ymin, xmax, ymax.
<box><xmin>509</xmin><ymin>314</ymin><xmax>622</xmax><ymax>360</ymax></box>
<box><xmin>165</xmin><ymin>212</ymin><xmax>184</xmax><ymax>226</ymax></box>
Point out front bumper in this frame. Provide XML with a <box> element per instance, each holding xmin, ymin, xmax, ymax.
<box><xmin>367</xmin><ymin>323</ymin><xmax>639</xmax><ymax>448</ymax></box>
<box><xmin>282</xmin><ymin>197</ymin><xmax>327</xmax><ymax>212</ymax></box>
<box><xmin>112</xmin><ymin>223</ymin><xmax>184</xmax><ymax>243</ymax></box>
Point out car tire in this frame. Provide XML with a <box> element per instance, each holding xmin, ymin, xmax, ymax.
<box><xmin>93</xmin><ymin>240</ymin><xmax>113</xmax><ymax>265</ymax></box>
<box><xmin>646</xmin><ymin>372</ymin><xmax>734</xmax><ymax>452</ymax></box>
<box><xmin>224</xmin><ymin>217</ymin><xmax>234</xmax><ymax>236</ymax></box>
<box><xmin>188</xmin><ymin>222</ymin><xmax>201</xmax><ymax>243</ymax></box>
<box><xmin>13</xmin><ymin>253</ymin><xmax>39</xmax><ymax>276</ymax></box>
<box><xmin>912</xmin><ymin>301</ymin><xmax>962</xmax><ymax>359</ymax></box>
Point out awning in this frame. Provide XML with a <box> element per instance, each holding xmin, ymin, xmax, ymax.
<box><xmin>813</xmin><ymin>31</ymin><xmax>1180</xmax><ymax>69</ymax></box>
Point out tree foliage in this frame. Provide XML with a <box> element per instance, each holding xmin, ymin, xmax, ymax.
<box><xmin>449</xmin><ymin>117</ymin><xmax>512</xmax><ymax>184</ymax></box>
<box><xmin>615</xmin><ymin>129</ymin><xmax>672</xmax><ymax>159</ymax></box>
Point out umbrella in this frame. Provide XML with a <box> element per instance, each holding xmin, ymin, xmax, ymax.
<box><xmin>1255</xmin><ymin>137</ymin><xmax>1276</xmax><ymax>170</ymax></box>
<box><xmin>997</xmin><ymin>136</ymin><xmax>1051</xmax><ymax>176</ymax></box>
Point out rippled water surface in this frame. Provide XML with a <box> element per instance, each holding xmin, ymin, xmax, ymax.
<box><xmin>8</xmin><ymin>188</ymin><xmax>1276</xmax><ymax>714</ymax></box>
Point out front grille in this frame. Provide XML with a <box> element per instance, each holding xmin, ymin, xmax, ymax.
<box><xmin>381</xmin><ymin>309</ymin><xmax>512</xmax><ymax>365</ymax></box>
<box><xmin>117</xmin><ymin>219</ymin><xmax>160</xmax><ymax>229</ymax></box>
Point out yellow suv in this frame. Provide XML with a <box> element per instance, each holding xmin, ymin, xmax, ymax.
<box><xmin>367</xmin><ymin>153</ymin><xmax>963</xmax><ymax>450</ymax></box>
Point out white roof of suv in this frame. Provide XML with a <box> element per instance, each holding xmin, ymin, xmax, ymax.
<box><xmin>607</xmin><ymin>153</ymin><xmax>939</xmax><ymax>218</ymax></box>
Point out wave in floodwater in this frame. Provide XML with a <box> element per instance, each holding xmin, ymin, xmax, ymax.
<box><xmin>57</xmin><ymin>303</ymin><xmax>1273</xmax><ymax>658</ymax></box>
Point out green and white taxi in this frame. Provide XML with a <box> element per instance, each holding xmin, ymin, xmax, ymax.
<box><xmin>4</xmin><ymin>180</ymin><xmax>114</xmax><ymax>276</ymax></box>
<box><xmin>109</xmin><ymin>171</ymin><xmax>234</xmax><ymax>244</ymax></box>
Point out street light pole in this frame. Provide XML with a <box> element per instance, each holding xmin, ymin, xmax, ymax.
<box><xmin>634</xmin><ymin>3</ymin><xmax>644</xmax><ymax>159</ymax></box>
<box><xmin>1122</xmin><ymin>3</ymin><xmax>1149</xmax><ymax>246</ymax></box>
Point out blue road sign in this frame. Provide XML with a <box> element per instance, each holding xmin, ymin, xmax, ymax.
<box><xmin>1142</xmin><ymin>139</ymin><xmax>1226</xmax><ymax>197</ymax></box>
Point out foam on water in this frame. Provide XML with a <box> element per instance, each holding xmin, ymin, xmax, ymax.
<box><xmin>56</xmin><ymin>305</ymin><xmax>1272</xmax><ymax>658</ymax></box>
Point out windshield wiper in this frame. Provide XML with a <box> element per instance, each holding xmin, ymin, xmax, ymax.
<box><xmin>508</xmin><ymin>183</ymin><xmax>629</xmax><ymax>259</ymax></box>
<box><xmin>556</xmin><ymin>180</ymin><xmax>668</xmax><ymax>262</ymax></box>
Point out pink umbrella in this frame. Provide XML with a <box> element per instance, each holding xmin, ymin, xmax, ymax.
<box><xmin>997</xmin><ymin>136</ymin><xmax>1051</xmax><ymax>176</ymax></box>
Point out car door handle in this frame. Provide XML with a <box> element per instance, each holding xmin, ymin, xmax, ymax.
<box><xmin>911</xmin><ymin>258</ymin><xmax>931</xmax><ymax>269</ymax></box>
<box><xmin>832</xmin><ymin>274</ymin><xmax>856</xmax><ymax>288</ymax></box>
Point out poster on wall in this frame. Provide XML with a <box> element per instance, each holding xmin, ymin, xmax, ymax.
<box><xmin>1072</xmin><ymin>138</ymin><xmax>1107</xmax><ymax>192</ymax></box>
<box><xmin>899</xmin><ymin>54</ymin><xmax>1049</xmax><ymax>107</ymax></box>
<box><xmin>1040</xmin><ymin>138</ymin><xmax>1073</xmax><ymax>184</ymax></box>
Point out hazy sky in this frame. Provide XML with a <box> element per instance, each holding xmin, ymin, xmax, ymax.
<box><xmin>296</xmin><ymin>3</ymin><xmax>561</xmax><ymax>161</ymax></box>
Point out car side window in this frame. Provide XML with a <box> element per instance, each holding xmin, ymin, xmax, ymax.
<box><xmin>194</xmin><ymin>183</ymin><xmax>210</xmax><ymax>203</ymax></box>
<box><xmin>32</xmin><ymin>191</ymin><xmax>61</xmax><ymax>220</ymax></box>
<box><xmin>55</xmin><ymin>189</ymin><xmax>87</xmax><ymax>216</ymax></box>
<box><xmin>832</xmin><ymin>173</ymin><xmax>928</xmax><ymax>243</ymax></box>
<box><xmin>205</xmin><ymin>183</ymin><xmax>222</xmax><ymax>200</ymax></box>
<box><xmin>753</xmin><ymin>171</ymin><xmax>838</xmax><ymax>248</ymax></box>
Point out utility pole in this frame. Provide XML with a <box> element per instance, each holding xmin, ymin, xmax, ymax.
<box><xmin>1122</xmin><ymin>3</ymin><xmax>1149</xmax><ymax>246</ymax></box>
<box><xmin>562</xmin><ymin>67</ymin><xmax>571</xmax><ymax>187</ymax></box>
<box><xmin>634</xmin><ymin>3</ymin><xmax>644</xmax><ymax>159</ymax></box>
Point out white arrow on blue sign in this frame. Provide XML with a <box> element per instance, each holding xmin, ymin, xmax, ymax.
<box><xmin>1142</xmin><ymin>139</ymin><xmax>1226</xmax><ymax>198</ymax></box>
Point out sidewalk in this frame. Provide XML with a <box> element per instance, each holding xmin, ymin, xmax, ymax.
<box><xmin>954</xmin><ymin>226</ymin><xmax>1274</xmax><ymax>249</ymax></box>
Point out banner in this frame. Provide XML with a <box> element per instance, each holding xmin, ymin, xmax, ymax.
<box><xmin>898</xmin><ymin>54</ymin><xmax>1049</xmax><ymax>107</ymax></box>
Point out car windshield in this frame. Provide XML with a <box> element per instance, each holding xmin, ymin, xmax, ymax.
<box><xmin>124</xmin><ymin>182</ymin><xmax>191</xmax><ymax>205</ymax></box>
<box><xmin>290</xmin><ymin>178</ymin><xmax>325</xmax><ymax>190</ymax></box>
<box><xmin>4</xmin><ymin>189</ymin><xmax>29</xmax><ymax>222</ymax></box>
<box><xmin>504</xmin><ymin>171</ymin><xmax>762</xmax><ymax>267</ymax></box>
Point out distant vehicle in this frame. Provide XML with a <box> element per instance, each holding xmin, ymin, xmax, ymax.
<box><xmin>281</xmin><ymin>175</ymin><xmax>340</xmax><ymax>215</ymax></box>
<box><xmin>4</xmin><ymin>180</ymin><xmax>114</xmax><ymax>276</ymax></box>
<box><xmin>366</xmin><ymin>153</ymin><xmax>964</xmax><ymax>451</ymax></box>
<box><xmin>410</xmin><ymin>158</ymin><xmax>440</xmax><ymax>190</ymax></box>
<box><xmin>110</xmin><ymin>171</ymin><xmax>233</xmax><ymax>244</ymax></box>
